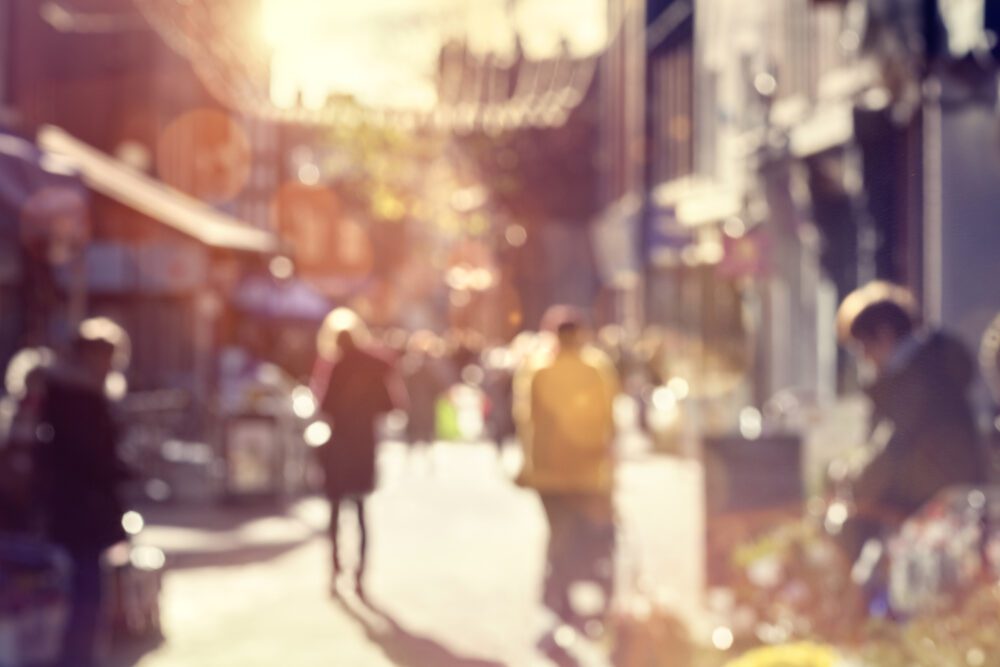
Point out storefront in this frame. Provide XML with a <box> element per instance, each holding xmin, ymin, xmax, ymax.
<box><xmin>0</xmin><ymin>129</ymin><xmax>88</xmax><ymax>374</ymax></box>
<box><xmin>38</xmin><ymin>125</ymin><xmax>278</xmax><ymax>398</ymax></box>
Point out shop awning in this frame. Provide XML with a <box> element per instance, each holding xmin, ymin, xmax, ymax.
<box><xmin>37</xmin><ymin>125</ymin><xmax>278</xmax><ymax>254</ymax></box>
<box><xmin>0</xmin><ymin>130</ymin><xmax>88</xmax><ymax>247</ymax></box>
<box><xmin>234</xmin><ymin>274</ymin><xmax>333</xmax><ymax>322</ymax></box>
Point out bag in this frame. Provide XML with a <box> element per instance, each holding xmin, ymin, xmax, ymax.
<box><xmin>0</xmin><ymin>537</ymin><xmax>72</xmax><ymax>667</ymax></box>
<box><xmin>435</xmin><ymin>393</ymin><xmax>461</xmax><ymax>442</ymax></box>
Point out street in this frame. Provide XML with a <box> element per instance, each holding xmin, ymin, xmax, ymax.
<box><xmin>119</xmin><ymin>442</ymin><xmax>705</xmax><ymax>667</ymax></box>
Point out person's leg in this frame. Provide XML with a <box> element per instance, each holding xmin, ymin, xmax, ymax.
<box><xmin>355</xmin><ymin>496</ymin><xmax>368</xmax><ymax>598</ymax></box>
<box><xmin>583</xmin><ymin>495</ymin><xmax>616</xmax><ymax>617</ymax></box>
<box><xmin>328</xmin><ymin>496</ymin><xmax>342</xmax><ymax>578</ymax></box>
<box><xmin>58</xmin><ymin>548</ymin><xmax>105</xmax><ymax>667</ymax></box>
<box><xmin>541</xmin><ymin>494</ymin><xmax>573</xmax><ymax>620</ymax></box>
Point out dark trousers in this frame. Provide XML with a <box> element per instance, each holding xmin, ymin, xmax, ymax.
<box><xmin>540</xmin><ymin>493</ymin><xmax>615</xmax><ymax>623</ymax></box>
<box><xmin>329</xmin><ymin>495</ymin><xmax>368</xmax><ymax>580</ymax></box>
<box><xmin>58</xmin><ymin>547</ymin><xmax>106</xmax><ymax>667</ymax></box>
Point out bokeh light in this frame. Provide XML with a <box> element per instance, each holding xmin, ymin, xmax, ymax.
<box><xmin>122</xmin><ymin>511</ymin><xmax>145</xmax><ymax>536</ymax></box>
<box><xmin>156</xmin><ymin>109</ymin><xmax>252</xmax><ymax>203</ymax></box>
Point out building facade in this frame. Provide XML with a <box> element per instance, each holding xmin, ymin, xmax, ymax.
<box><xmin>1</xmin><ymin>0</ymin><xmax>286</xmax><ymax>398</ymax></box>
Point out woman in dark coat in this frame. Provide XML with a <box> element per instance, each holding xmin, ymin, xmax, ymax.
<box><xmin>314</xmin><ymin>309</ymin><xmax>406</xmax><ymax>598</ymax></box>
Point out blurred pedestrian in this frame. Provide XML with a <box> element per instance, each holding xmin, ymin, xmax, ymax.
<box><xmin>0</xmin><ymin>347</ymin><xmax>53</xmax><ymax>533</ymax></box>
<box><xmin>34</xmin><ymin>318</ymin><xmax>132</xmax><ymax>667</ymax></box>
<box><xmin>448</xmin><ymin>329</ymin><xmax>484</xmax><ymax>378</ymax></box>
<box><xmin>313</xmin><ymin>308</ymin><xmax>407</xmax><ymax>600</ymax></box>
<box><xmin>400</xmin><ymin>331</ymin><xmax>451</xmax><ymax>463</ymax></box>
<box><xmin>836</xmin><ymin>281</ymin><xmax>986</xmax><ymax>563</ymax></box>
<box><xmin>482</xmin><ymin>345</ymin><xmax>516</xmax><ymax>456</ymax></box>
<box><xmin>515</xmin><ymin>306</ymin><xmax>620</xmax><ymax>639</ymax></box>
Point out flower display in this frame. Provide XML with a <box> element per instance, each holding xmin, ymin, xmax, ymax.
<box><xmin>722</xmin><ymin>642</ymin><xmax>842</xmax><ymax>667</ymax></box>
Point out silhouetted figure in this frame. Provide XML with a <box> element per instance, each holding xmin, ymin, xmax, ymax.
<box><xmin>34</xmin><ymin>319</ymin><xmax>132</xmax><ymax>667</ymax></box>
<box><xmin>400</xmin><ymin>331</ymin><xmax>451</xmax><ymax>454</ymax></box>
<box><xmin>836</xmin><ymin>282</ymin><xmax>986</xmax><ymax>563</ymax></box>
<box><xmin>515</xmin><ymin>307</ymin><xmax>620</xmax><ymax>641</ymax></box>
<box><xmin>314</xmin><ymin>309</ymin><xmax>406</xmax><ymax>599</ymax></box>
<box><xmin>0</xmin><ymin>347</ymin><xmax>53</xmax><ymax>533</ymax></box>
<box><xmin>483</xmin><ymin>347</ymin><xmax>516</xmax><ymax>455</ymax></box>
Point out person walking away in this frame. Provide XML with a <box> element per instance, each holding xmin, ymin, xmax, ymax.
<box><xmin>313</xmin><ymin>308</ymin><xmax>407</xmax><ymax>600</ymax></box>
<box><xmin>34</xmin><ymin>319</ymin><xmax>132</xmax><ymax>667</ymax></box>
<box><xmin>399</xmin><ymin>331</ymin><xmax>450</xmax><ymax>467</ymax></box>
<box><xmin>515</xmin><ymin>307</ymin><xmax>620</xmax><ymax>641</ymax></box>
<box><xmin>836</xmin><ymin>281</ymin><xmax>985</xmax><ymax>566</ymax></box>
<box><xmin>483</xmin><ymin>345</ymin><xmax>517</xmax><ymax>460</ymax></box>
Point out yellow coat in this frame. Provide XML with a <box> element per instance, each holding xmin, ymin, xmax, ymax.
<box><xmin>515</xmin><ymin>345</ymin><xmax>620</xmax><ymax>494</ymax></box>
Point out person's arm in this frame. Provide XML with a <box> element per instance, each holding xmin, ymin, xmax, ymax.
<box><xmin>593</xmin><ymin>350</ymin><xmax>621</xmax><ymax>445</ymax></box>
<box><xmin>383</xmin><ymin>366</ymin><xmax>409</xmax><ymax>414</ymax></box>
<box><xmin>852</xmin><ymin>426</ymin><xmax>903</xmax><ymax>508</ymax></box>
<box><xmin>512</xmin><ymin>365</ymin><xmax>536</xmax><ymax>482</ymax></box>
<box><xmin>852</xmin><ymin>374</ymin><xmax>930</xmax><ymax>519</ymax></box>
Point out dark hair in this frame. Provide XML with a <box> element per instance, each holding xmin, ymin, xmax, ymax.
<box><xmin>837</xmin><ymin>281</ymin><xmax>917</xmax><ymax>344</ymax></box>
<box><xmin>70</xmin><ymin>317</ymin><xmax>129</xmax><ymax>366</ymax></box>
<box><xmin>556</xmin><ymin>320</ymin><xmax>581</xmax><ymax>338</ymax></box>
<box><xmin>540</xmin><ymin>305</ymin><xmax>585</xmax><ymax>334</ymax></box>
<box><xmin>71</xmin><ymin>335</ymin><xmax>116</xmax><ymax>359</ymax></box>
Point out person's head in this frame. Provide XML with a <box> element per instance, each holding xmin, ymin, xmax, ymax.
<box><xmin>317</xmin><ymin>307</ymin><xmax>369</xmax><ymax>361</ymax></box>
<box><xmin>72</xmin><ymin>337</ymin><xmax>116</xmax><ymax>383</ymax></box>
<box><xmin>556</xmin><ymin>320</ymin><xmax>583</xmax><ymax>350</ymax></box>
<box><xmin>541</xmin><ymin>305</ymin><xmax>586</xmax><ymax>351</ymax></box>
<box><xmin>336</xmin><ymin>329</ymin><xmax>356</xmax><ymax>353</ymax></box>
<box><xmin>837</xmin><ymin>281</ymin><xmax>918</xmax><ymax>374</ymax></box>
<box><xmin>71</xmin><ymin>318</ymin><xmax>129</xmax><ymax>384</ymax></box>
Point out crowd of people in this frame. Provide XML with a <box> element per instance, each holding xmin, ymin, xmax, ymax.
<box><xmin>0</xmin><ymin>280</ymin><xmax>996</xmax><ymax>664</ymax></box>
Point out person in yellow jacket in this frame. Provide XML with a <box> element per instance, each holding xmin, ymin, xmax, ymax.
<box><xmin>515</xmin><ymin>306</ymin><xmax>621</xmax><ymax>637</ymax></box>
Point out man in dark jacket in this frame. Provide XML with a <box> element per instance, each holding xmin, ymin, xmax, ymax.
<box><xmin>35</xmin><ymin>319</ymin><xmax>131</xmax><ymax>667</ymax></box>
<box><xmin>837</xmin><ymin>282</ymin><xmax>985</xmax><ymax>562</ymax></box>
<box><xmin>314</xmin><ymin>309</ymin><xmax>406</xmax><ymax>599</ymax></box>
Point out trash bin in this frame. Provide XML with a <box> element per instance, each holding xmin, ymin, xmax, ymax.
<box><xmin>221</xmin><ymin>413</ymin><xmax>283</xmax><ymax>499</ymax></box>
<box><xmin>105</xmin><ymin>542</ymin><xmax>165</xmax><ymax>641</ymax></box>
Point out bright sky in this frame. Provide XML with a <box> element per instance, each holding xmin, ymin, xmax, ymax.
<box><xmin>259</xmin><ymin>0</ymin><xmax>608</xmax><ymax>112</ymax></box>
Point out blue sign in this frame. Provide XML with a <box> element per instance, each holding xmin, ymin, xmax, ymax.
<box><xmin>644</xmin><ymin>204</ymin><xmax>693</xmax><ymax>266</ymax></box>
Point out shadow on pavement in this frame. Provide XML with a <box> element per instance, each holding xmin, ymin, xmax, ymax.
<box><xmin>131</xmin><ymin>496</ymin><xmax>322</xmax><ymax>570</ymax></box>
<box><xmin>107</xmin><ymin>634</ymin><xmax>165</xmax><ymax>667</ymax></box>
<box><xmin>132</xmin><ymin>497</ymin><xmax>296</xmax><ymax>531</ymax></box>
<box><xmin>335</xmin><ymin>594</ymin><xmax>507</xmax><ymax>667</ymax></box>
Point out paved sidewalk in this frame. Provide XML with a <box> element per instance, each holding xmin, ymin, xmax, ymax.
<box><xmin>132</xmin><ymin>497</ymin><xmax>323</xmax><ymax>568</ymax></box>
<box><xmin>116</xmin><ymin>442</ymin><xmax>706</xmax><ymax>666</ymax></box>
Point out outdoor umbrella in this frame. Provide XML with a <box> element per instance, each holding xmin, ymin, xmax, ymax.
<box><xmin>233</xmin><ymin>274</ymin><xmax>333</xmax><ymax>322</ymax></box>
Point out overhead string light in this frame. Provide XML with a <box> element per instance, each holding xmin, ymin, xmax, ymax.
<box><xmin>131</xmin><ymin>0</ymin><xmax>610</xmax><ymax>132</ymax></box>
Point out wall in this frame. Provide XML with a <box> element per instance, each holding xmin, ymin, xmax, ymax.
<box><xmin>932</xmin><ymin>97</ymin><xmax>1000</xmax><ymax>361</ymax></box>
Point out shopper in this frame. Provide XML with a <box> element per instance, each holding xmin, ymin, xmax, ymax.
<box><xmin>314</xmin><ymin>308</ymin><xmax>406</xmax><ymax>600</ymax></box>
<box><xmin>836</xmin><ymin>281</ymin><xmax>986</xmax><ymax>562</ymax></box>
<box><xmin>34</xmin><ymin>319</ymin><xmax>132</xmax><ymax>667</ymax></box>
<box><xmin>515</xmin><ymin>306</ymin><xmax>620</xmax><ymax>638</ymax></box>
<box><xmin>400</xmin><ymin>330</ymin><xmax>451</xmax><ymax>459</ymax></box>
